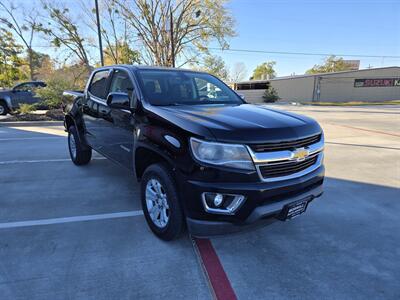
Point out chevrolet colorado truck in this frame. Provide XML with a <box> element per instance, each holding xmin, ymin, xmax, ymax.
<box><xmin>63</xmin><ymin>65</ymin><xmax>324</xmax><ymax>240</ymax></box>
<box><xmin>0</xmin><ymin>81</ymin><xmax>46</xmax><ymax>115</ymax></box>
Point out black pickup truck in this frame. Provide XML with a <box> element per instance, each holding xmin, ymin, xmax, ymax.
<box><xmin>64</xmin><ymin>65</ymin><xmax>324</xmax><ymax>240</ymax></box>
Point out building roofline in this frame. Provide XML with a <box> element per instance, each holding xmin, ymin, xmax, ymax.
<box><xmin>234</xmin><ymin>66</ymin><xmax>400</xmax><ymax>84</ymax></box>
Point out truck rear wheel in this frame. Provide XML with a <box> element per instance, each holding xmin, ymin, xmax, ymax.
<box><xmin>141</xmin><ymin>163</ymin><xmax>184</xmax><ymax>241</ymax></box>
<box><xmin>0</xmin><ymin>101</ymin><xmax>8</xmax><ymax>115</ymax></box>
<box><xmin>68</xmin><ymin>126</ymin><xmax>92</xmax><ymax>165</ymax></box>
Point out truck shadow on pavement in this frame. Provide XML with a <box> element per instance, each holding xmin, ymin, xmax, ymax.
<box><xmin>210</xmin><ymin>177</ymin><xmax>400</xmax><ymax>300</ymax></box>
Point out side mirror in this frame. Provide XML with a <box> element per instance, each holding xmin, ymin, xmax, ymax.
<box><xmin>106</xmin><ymin>92</ymin><xmax>130</xmax><ymax>110</ymax></box>
<box><xmin>238</xmin><ymin>93</ymin><xmax>245</xmax><ymax>100</ymax></box>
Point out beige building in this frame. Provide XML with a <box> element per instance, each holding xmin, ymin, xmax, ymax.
<box><xmin>234</xmin><ymin>66</ymin><xmax>400</xmax><ymax>103</ymax></box>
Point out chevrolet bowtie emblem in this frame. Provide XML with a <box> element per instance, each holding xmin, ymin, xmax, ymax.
<box><xmin>292</xmin><ymin>148</ymin><xmax>309</xmax><ymax>161</ymax></box>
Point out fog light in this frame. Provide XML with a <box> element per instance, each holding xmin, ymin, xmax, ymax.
<box><xmin>214</xmin><ymin>194</ymin><xmax>224</xmax><ymax>207</ymax></box>
<box><xmin>202</xmin><ymin>192</ymin><xmax>246</xmax><ymax>215</ymax></box>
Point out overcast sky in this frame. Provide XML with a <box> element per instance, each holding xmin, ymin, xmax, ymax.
<box><xmin>6</xmin><ymin>0</ymin><xmax>400</xmax><ymax>78</ymax></box>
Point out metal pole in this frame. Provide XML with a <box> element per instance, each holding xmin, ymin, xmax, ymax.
<box><xmin>170</xmin><ymin>7</ymin><xmax>175</xmax><ymax>68</ymax></box>
<box><xmin>95</xmin><ymin>0</ymin><xmax>104</xmax><ymax>66</ymax></box>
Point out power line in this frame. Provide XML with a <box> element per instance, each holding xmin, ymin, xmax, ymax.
<box><xmin>31</xmin><ymin>44</ymin><xmax>400</xmax><ymax>60</ymax></box>
<box><xmin>206</xmin><ymin>47</ymin><xmax>400</xmax><ymax>59</ymax></box>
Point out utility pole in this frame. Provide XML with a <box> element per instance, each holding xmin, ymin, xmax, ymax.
<box><xmin>95</xmin><ymin>0</ymin><xmax>104</xmax><ymax>66</ymax></box>
<box><xmin>170</xmin><ymin>7</ymin><xmax>175</xmax><ymax>68</ymax></box>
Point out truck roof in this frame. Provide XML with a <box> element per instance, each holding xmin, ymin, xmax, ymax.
<box><xmin>97</xmin><ymin>64</ymin><xmax>207</xmax><ymax>74</ymax></box>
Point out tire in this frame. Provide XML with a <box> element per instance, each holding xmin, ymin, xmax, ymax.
<box><xmin>68</xmin><ymin>126</ymin><xmax>92</xmax><ymax>165</ymax></box>
<box><xmin>141</xmin><ymin>163</ymin><xmax>185</xmax><ymax>241</ymax></box>
<box><xmin>0</xmin><ymin>101</ymin><xmax>8</xmax><ymax>115</ymax></box>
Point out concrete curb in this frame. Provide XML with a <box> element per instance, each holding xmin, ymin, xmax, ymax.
<box><xmin>0</xmin><ymin>121</ymin><xmax>64</xmax><ymax>127</ymax></box>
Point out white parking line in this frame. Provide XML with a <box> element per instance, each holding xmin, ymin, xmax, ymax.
<box><xmin>0</xmin><ymin>137</ymin><xmax>65</xmax><ymax>141</ymax></box>
<box><xmin>0</xmin><ymin>211</ymin><xmax>144</xmax><ymax>229</ymax></box>
<box><xmin>0</xmin><ymin>157</ymin><xmax>106</xmax><ymax>165</ymax></box>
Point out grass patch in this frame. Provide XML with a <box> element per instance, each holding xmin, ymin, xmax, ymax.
<box><xmin>18</xmin><ymin>103</ymin><xmax>36</xmax><ymax>114</ymax></box>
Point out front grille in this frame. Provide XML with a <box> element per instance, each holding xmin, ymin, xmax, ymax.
<box><xmin>250</xmin><ymin>134</ymin><xmax>321</xmax><ymax>152</ymax></box>
<box><xmin>258</xmin><ymin>155</ymin><xmax>318</xmax><ymax>179</ymax></box>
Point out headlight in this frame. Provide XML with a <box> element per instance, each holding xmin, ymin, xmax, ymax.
<box><xmin>190</xmin><ymin>138</ymin><xmax>255</xmax><ymax>170</ymax></box>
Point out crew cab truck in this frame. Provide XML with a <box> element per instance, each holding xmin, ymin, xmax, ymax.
<box><xmin>64</xmin><ymin>65</ymin><xmax>324</xmax><ymax>240</ymax></box>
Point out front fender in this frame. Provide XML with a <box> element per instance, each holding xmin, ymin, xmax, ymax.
<box><xmin>133</xmin><ymin>141</ymin><xmax>176</xmax><ymax>180</ymax></box>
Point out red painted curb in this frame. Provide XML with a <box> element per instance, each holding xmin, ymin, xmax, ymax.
<box><xmin>193</xmin><ymin>238</ymin><xmax>237</xmax><ymax>300</ymax></box>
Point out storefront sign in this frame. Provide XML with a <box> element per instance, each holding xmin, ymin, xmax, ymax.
<box><xmin>354</xmin><ymin>78</ymin><xmax>400</xmax><ymax>87</ymax></box>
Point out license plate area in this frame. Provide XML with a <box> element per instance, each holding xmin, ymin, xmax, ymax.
<box><xmin>278</xmin><ymin>199</ymin><xmax>309</xmax><ymax>221</ymax></box>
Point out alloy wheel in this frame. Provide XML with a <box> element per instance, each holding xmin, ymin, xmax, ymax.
<box><xmin>145</xmin><ymin>179</ymin><xmax>170</xmax><ymax>228</ymax></box>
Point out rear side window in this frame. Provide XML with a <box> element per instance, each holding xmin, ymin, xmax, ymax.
<box><xmin>89</xmin><ymin>70</ymin><xmax>110</xmax><ymax>99</ymax></box>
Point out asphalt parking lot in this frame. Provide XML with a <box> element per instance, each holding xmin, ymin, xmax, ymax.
<box><xmin>0</xmin><ymin>105</ymin><xmax>399</xmax><ymax>299</ymax></box>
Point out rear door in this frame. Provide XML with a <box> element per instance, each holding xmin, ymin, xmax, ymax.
<box><xmin>98</xmin><ymin>68</ymin><xmax>137</xmax><ymax>168</ymax></box>
<box><xmin>82</xmin><ymin>69</ymin><xmax>112</xmax><ymax>150</ymax></box>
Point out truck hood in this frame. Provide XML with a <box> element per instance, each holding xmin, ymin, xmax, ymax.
<box><xmin>154</xmin><ymin>104</ymin><xmax>322</xmax><ymax>144</ymax></box>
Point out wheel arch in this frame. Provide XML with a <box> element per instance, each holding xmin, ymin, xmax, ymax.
<box><xmin>134</xmin><ymin>145</ymin><xmax>175</xmax><ymax>181</ymax></box>
<box><xmin>65</xmin><ymin>114</ymin><xmax>88</xmax><ymax>147</ymax></box>
<box><xmin>0</xmin><ymin>97</ymin><xmax>12</xmax><ymax>111</ymax></box>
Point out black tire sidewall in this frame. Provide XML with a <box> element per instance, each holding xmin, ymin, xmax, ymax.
<box><xmin>68</xmin><ymin>126</ymin><xmax>91</xmax><ymax>165</ymax></box>
<box><xmin>0</xmin><ymin>102</ymin><xmax>8</xmax><ymax>115</ymax></box>
<box><xmin>141</xmin><ymin>164</ymin><xmax>184</xmax><ymax>240</ymax></box>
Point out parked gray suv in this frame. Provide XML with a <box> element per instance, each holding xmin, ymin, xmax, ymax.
<box><xmin>0</xmin><ymin>81</ymin><xmax>46</xmax><ymax>115</ymax></box>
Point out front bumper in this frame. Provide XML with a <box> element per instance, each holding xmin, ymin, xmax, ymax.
<box><xmin>187</xmin><ymin>184</ymin><xmax>322</xmax><ymax>237</ymax></box>
<box><xmin>180</xmin><ymin>165</ymin><xmax>324</xmax><ymax>237</ymax></box>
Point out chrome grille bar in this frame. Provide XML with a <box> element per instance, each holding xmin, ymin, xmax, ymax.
<box><xmin>247</xmin><ymin>134</ymin><xmax>324</xmax><ymax>182</ymax></box>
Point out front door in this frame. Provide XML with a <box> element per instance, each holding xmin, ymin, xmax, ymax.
<box><xmin>99</xmin><ymin>68</ymin><xmax>136</xmax><ymax>169</ymax></box>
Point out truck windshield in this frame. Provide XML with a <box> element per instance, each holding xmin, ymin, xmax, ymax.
<box><xmin>136</xmin><ymin>70</ymin><xmax>243</xmax><ymax>106</ymax></box>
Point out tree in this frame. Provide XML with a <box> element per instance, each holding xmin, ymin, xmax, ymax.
<box><xmin>38</xmin><ymin>2</ymin><xmax>91</xmax><ymax>72</ymax></box>
<box><xmin>306</xmin><ymin>56</ymin><xmax>354</xmax><ymax>74</ymax></box>
<box><xmin>116</xmin><ymin>0</ymin><xmax>236</xmax><ymax>66</ymax></box>
<box><xmin>263</xmin><ymin>87</ymin><xmax>279</xmax><ymax>103</ymax></box>
<box><xmin>229</xmin><ymin>62</ymin><xmax>247</xmax><ymax>82</ymax></box>
<box><xmin>0</xmin><ymin>28</ymin><xmax>26</xmax><ymax>87</ymax></box>
<box><xmin>0</xmin><ymin>1</ymin><xmax>39</xmax><ymax>80</ymax></box>
<box><xmin>32</xmin><ymin>52</ymin><xmax>54</xmax><ymax>80</ymax></box>
<box><xmin>104</xmin><ymin>41</ymin><xmax>141</xmax><ymax>65</ymax></box>
<box><xmin>81</xmin><ymin>0</ymin><xmax>140</xmax><ymax>65</ymax></box>
<box><xmin>251</xmin><ymin>61</ymin><xmax>276</xmax><ymax>80</ymax></box>
<box><xmin>197</xmin><ymin>55</ymin><xmax>229</xmax><ymax>81</ymax></box>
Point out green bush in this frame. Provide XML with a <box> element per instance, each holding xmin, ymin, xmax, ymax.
<box><xmin>18</xmin><ymin>103</ymin><xmax>36</xmax><ymax>114</ymax></box>
<box><xmin>36</xmin><ymin>78</ymin><xmax>75</xmax><ymax>109</ymax></box>
<box><xmin>263</xmin><ymin>87</ymin><xmax>280</xmax><ymax>103</ymax></box>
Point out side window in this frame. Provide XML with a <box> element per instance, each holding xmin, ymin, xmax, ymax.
<box><xmin>89</xmin><ymin>70</ymin><xmax>110</xmax><ymax>99</ymax></box>
<box><xmin>15</xmin><ymin>83</ymin><xmax>35</xmax><ymax>92</ymax></box>
<box><xmin>109</xmin><ymin>69</ymin><xmax>135</xmax><ymax>100</ymax></box>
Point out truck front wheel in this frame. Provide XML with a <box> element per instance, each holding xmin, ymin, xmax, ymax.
<box><xmin>68</xmin><ymin>126</ymin><xmax>92</xmax><ymax>165</ymax></box>
<box><xmin>141</xmin><ymin>163</ymin><xmax>184</xmax><ymax>240</ymax></box>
